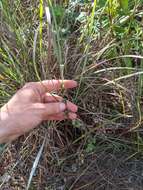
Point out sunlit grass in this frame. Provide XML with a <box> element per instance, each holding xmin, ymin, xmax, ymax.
<box><xmin>1</xmin><ymin>0</ymin><xmax>143</xmax><ymax>189</ymax></box>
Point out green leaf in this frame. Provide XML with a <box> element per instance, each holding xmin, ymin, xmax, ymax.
<box><xmin>119</xmin><ymin>0</ymin><xmax>129</xmax><ymax>12</ymax></box>
<box><xmin>52</xmin><ymin>5</ymin><xmax>65</xmax><ymax>24</ymax></box>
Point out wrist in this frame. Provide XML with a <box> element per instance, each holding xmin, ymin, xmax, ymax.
<box><xmin>0</xmin><ymin>118</ymin><xmax>13</xmax><ymax>143</ymax></box>
<box><xmin>0</xmin><ymin>105</ymin><xmax>11</xmax><ymax>143</ymax></box>
<box><xmin>0</xmin><ymin>104</ymin><xmax>9</xmax><ymax>121</ymax></box>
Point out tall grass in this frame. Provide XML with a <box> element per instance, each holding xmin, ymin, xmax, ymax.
<box><xmin>1</xmin><ymin>0</ymin><xmax>143</xmax><ymax>189</ymax></box>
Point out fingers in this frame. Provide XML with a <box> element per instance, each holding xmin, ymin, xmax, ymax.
<box><xmin>43</xmin><ymin>93</ymin><xmax>78</xmax><ymax>113</ymax></box>
<box><xmin>66</xmin><ymin>101</ymin><xmax>78</xmax><ymax>112</ymax></box>
<box><xmin>33</xmin><ymin>102</ymin><xmax>65</xmax><ymax>117</ymax></box>
<box><xmin>43</xmin><ymin>93</ymin><xmax>63</xmax><ymax>103</ymax></box>
<box><xmin>46</xmin><ymin>112</ymin><xmax>77</xmax><ymax>121</ymax></box>
<box><xmin>33</xmin><ymin>100</ymin><xmax>78</xmax><ymax>120</ymax></box>
<box><xmin>35</xmin><ymin>80</ymin><xmax>77</xmax><ymax>94</ymax></box>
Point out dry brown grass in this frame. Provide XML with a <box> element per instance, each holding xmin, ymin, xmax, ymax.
<box><xmin>1</xmin><ymin>0</ymin><xmax>143</xmax><ymax>190</ymax></box>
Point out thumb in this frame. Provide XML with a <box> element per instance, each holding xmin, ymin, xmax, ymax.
<box><xmin>33</xmin><ymin>102</ymin><xmax>66</xmax><ymax>120</ymax></box>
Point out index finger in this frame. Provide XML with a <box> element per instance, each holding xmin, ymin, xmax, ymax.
<box><xmin>35</xmin><ymin>80</ymin><xmax>77</xmax><ymax>94</ymax></box>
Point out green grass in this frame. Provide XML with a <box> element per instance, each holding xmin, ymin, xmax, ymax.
<box><xmin>1</xmin><ymin>0</ymin><xmax>143</xmax><ymax>189</ymax></box>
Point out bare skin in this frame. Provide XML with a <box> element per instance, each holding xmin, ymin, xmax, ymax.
<box><xmin>0</xmin><ymin>80</ymin><xmax>78</xmax><ymax>143</ymax></box>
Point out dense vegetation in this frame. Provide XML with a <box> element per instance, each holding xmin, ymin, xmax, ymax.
<box><xmin>1</xmin><ymin>0</ymin><xmax>143</xmax><ymax>189</ymax></box>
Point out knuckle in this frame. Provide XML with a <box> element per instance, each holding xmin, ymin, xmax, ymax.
<box><xmin>23</xmin><ymin>82</ymin><xmax>34</xmax><ymax>88</ymax></box>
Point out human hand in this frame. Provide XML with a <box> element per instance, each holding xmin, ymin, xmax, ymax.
<box><xmin>0</xmin><ymin>80</ymin><xmax>78</xmax><ymax>143</ymax></box>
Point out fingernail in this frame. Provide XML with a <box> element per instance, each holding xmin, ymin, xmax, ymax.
<box><xmin>73</xmin><ymin>105</ymin><xmax>78</xmax><ymax>112</ymax></box>
<box><xmin>72</xmin><ymin>81</ymin><xmax>78</xmax><ymax>87</ymax></box>
<box><xmin>67</xmin><ymin>102</ymin><xmax>78</xmax><ymax>112</ymax></box>
<box><xmin>60</xmin><ymin>103</ymin><xmax>66</xmax><ymax>111</ymax></box>
<box><xmin>70</xmin><ymin>113</ymin><xmax>77</xmax><ymax>120</ymax></box>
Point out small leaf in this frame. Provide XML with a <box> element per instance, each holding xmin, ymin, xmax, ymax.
<box><xmin>119</xmin><ymin>0</ymin><xmax>129</xmax><ymax>12</ymax></box>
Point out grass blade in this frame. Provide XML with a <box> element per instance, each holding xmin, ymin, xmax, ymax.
<box><xmin>26</xmin><ymin>137</ymin><xmax>46</xmax><ymax>190</ymax></box>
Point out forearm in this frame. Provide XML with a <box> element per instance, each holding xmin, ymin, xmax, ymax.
<box><xmin>0</xmin><ymin>106</ymin><xmax>6</xmax><ymax>143</ymax></box>
<box><xmin>0</xmin><ymin>106</ymin><xmax>16</xmax><ymax>143</ymax></box>
<box><xmin>0</xmin><ymin>117</ymin><xmax>20</xmax><ymax>143</ymax></box>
